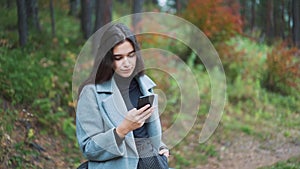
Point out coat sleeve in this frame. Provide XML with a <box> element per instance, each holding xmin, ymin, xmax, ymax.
<box><xmin>76</xmin><ymin>85</ymin><xmax>125</xmax><ymax>162</ymax></box>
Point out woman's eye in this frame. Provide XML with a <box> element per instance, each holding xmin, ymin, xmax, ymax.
<box><xmin>128</xmin><ymin>52</ymin><xmax>135</xmax><ymax>57</ymax></box>
<box><xmin>114</xmin><ymin>56</ymin><xmax>122</xmax><ymax>60</ymax></box>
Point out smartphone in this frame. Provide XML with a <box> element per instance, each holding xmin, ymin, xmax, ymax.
<box><xmin>137</xmin><ymin>95</ymin><xmax>154</xmax><ymax>109</ymax></box>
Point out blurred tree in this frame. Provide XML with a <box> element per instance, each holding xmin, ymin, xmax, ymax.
<box><xmin>50</xmin><ymin>0</ymin><xmax>56</xmax><ymax>37</ymax></box>
<box><xmin>6</xmin><ymin>0</ymin><xmax>13</xmax><ymax>8</ymax></box>
<box><xmin>292</xmin><ymin>0</ymin><xmax>300</xmax><ymax>48</ymax></box>
<box><xmin>81</xmin><ymin>0</ymin><xmax>92</xmax><ymax>39</ymax></box>
<box><xmin>69</xmin><ymin>0</ymin><xmax>79</xmax><ymax>16</ymax></box>
<box><xmin>239</xmin><ymin>0</ymin><xmax>299</xmax><ymax>47</ymax></box>
<box><xmin>164</xmin><ymin>0</ymin><xmax>187</xmax><ymax>14</ymax></box>
<box><xmin>265</xmin><ymin>0</ymin><xmax>274</xmax><ymax>43</ymax></box>
<box><xmin>116</xmin><ymin>0</ymin><xmax>124</xmax><ymax>3</ymax></box>
<box><xmin>250</xmin><ymin>0</ymin><xmax>255</xmax><ymax>32</ymax></box>
<box><xmin>287</xmin><ymin>0</ymin><xmax>293</xmax><ymax>39</ymax></box>
<box><xmin>132</xmin><ymin>0</ymin><xmax>144</xmax><ymax>30</ymax></box>
<box><xmin>152</xmin><ymin>0</ymin><xmax>158</xmax><ymax>5</ymax></box>
<box><xmin>26</xmin><ymin>0</ymin><xmax>41</xmax><ymax>32</ymax></box>
<box><xmin>16</xmin><ymin>0</ymin><xmax>28</xmax><ymax>46</ymax></box>
<box><xmin>94</xmin><ymin>0</ymin><xmax>112</xmax><ymax>32</ymax></box>
<box><xmin>273</xmin><ymin>0</ymin><xmax>285</xmax><ymax>39</ymax></box>
<box><xmin>175</xmin><ymin>0</ymin><xmax>181</xmax><ymax>13</ymax></box>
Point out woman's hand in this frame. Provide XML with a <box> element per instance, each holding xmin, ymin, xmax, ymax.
<box><xmin>116</xmin><ymin>104</ymin><xmax>154</xmax><ymax>138</ymax></box>
<box><xmin>159</xmin><ymin>148</ymin><xmax>170</xmax><ymax>158</ymax></box>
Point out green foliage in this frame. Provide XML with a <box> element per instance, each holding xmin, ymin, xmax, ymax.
<box><xmin>196</xmin><ymin>144</ymin><xmax>218</xmax><ymax>157</ymax></box>
<box><xmin>9</xmin><ymin>141</ymin><xmax>39</xmax><ymax>169</ymax></box>
<box><xmin>220</xmin><ymin>37</ymin><xmax>300</xmax><ymax>137</ymax></box>
<box><xmin>0</xmin><ymin>49</ymin><xmax>46</xmax><ymax>104</ymax></box>
<box><xmin>173</xmin><ymin>153</ymin><xmax>191</xmax><ymax>168</ymax></box>
<box><xmin>259</xmin><ymin>156</ymin><xmax>300</xmax><ymax>169</ymax></box>
<box><xmin>0</xmin><ymin>4</ymin><xmax>82</xmax><ymax>168</ymax></box>
<box><xmin>62</xmin><ymin>117</ymin><xmax>76</xmax><ymax>142</ymax></box>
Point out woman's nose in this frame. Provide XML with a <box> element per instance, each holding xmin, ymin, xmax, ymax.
<box><xmin>123</xmin><ymin>56</ymin><xmax>130</xmax><ymax>65</ymax></box>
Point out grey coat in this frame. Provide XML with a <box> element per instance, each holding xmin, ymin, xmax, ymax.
<box><xmin>76</xmin><ymin>75</ymin><xmax>165</xmax><ymax>169</ymax></box>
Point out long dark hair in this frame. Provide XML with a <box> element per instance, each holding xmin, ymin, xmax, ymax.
<box><xmin>78</xmin><ymin>23</ymin><xmax>144</xmax><ymax>96</ymax></box>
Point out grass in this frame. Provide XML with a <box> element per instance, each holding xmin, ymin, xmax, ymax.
<box><xmin>259</xmin><ymin>156</ymin><xmax>300</xmax><ymax>169</ymax></box>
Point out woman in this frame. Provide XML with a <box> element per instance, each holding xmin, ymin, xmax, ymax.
<box><xmin>76</xmin><ymin>23</ymin><xmax>170</xmax><ymax>169</ymax></box>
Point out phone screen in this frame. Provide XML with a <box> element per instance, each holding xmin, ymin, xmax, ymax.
<box><xmin>137</xmin><ymin>95</ymin><xmax>154</xmax><ymax>109</ymax></box>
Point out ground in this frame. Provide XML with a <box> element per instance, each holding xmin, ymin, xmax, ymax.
<box><xmin>1</xmin><ymin>105</ymin><xmax>300</xmax><ymax>169</ymax></box>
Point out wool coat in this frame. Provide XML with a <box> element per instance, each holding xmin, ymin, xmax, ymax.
<box><xmin>76</xmin><ymin>75</ymin><xmax>166</xmax><ymax>169</ymax></box>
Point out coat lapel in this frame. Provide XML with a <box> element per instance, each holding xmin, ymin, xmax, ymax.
<box><xmin>96</xmin><ymin>78</ymin><xmax>138</xmax><ymax>153</ymax></box>
<box><xmin>95</xmin><ymin>75</ymin><xmax>157</xmax><ymax>153</ymax></box>
<box><xmin>136</xmin><ymin>75</ymin><xmax>156</xmax><ymax>95</ymax></box>
<box><xmin>101</xmin><ymin>78</ymin><xmax>128</xmax><ymax>127</ymax></box>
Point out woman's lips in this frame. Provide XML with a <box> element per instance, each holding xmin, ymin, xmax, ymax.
<box><xmin>121</xmin><ymin>68</ymin><xmax>132</xmax><ymax>72</ymax></box>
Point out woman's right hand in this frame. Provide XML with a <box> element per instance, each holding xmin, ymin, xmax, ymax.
<box><xmin>116</xmin><ymin>104</ymin><xmax>154</xmax><ymax>138</ymax></box>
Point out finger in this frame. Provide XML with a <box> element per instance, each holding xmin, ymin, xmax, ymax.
<box><xmin>159</xmin><ymin>149</ymin><xmax>170</xmax><ymax>157</ymax></box>
<box><xmin>139</xmin><ymin>108</ymin><xmax>153</xmax><ymax>122</ymax></box>
<box><xmin>137</xmin><ymin>104</ymin><xmax>151</xmax><ymax>114</ymax></box>
<box><xmin>139</xmin><ymin>106</ymin><xmax>153</xmax><ymax>117</ymax></box>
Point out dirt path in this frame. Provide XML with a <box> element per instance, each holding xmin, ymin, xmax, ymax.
<box><xmin>195</xmin><ymin>134</ymin><xmax>300</xmax><ymax>169</ymax></box>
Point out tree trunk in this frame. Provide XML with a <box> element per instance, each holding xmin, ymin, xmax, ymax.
<box><xmin>69</xmin><ymin>0</ymin><xmax>79</xmax><ymax>16</ymax></box>
<box><xmin>250</xmin><ymin>0</ymin><xmax>255</xmax><ymax>32</ymax></box>
<box><xmin>132</xmin><ymin>0</ymin><xmax>144</xmax><ymax>31</ymax></box>
<box><xmin>176</xmin><ymin>0</ymin><xmax>182</xmax><ymax>14</ymax></box>
<box><xmin>152</xmin><ymin>0</ymin><xmax>158</xmax><ymax>5</ymax></box>
<box><xmin>273</xmin><ymin>0</ymin><xmax>281</xmax><ymax>38</ymax></box>
<box><xmin>288</xmin><ymin>0</ymin><xmax>292</xmax><ymax>40</ymax></box>
<box><xmin>16</xmin><ymin>0</ymin><xmax>27</xmax><ymax>46</ymax></box>
<box><xmin>94</xmin><ymin>0</ymin><xmax>112</xmax><ymax>32</ymax></box>
<box><xmin>26</xmin><ymin>0</ymin><xmax>41</xmax><ymax>32</ymax></box>
<box><xmin>6</xmin><ymin>0</ymin><xmax>13</xmax><ymax>8</ymax></box>
<box><xmin>265</xmin><ymin>0</ymin><xmax>274</xmax><ymax>42</ymax></box>
<box><xmin>292</xmin><ymin>0</ymin><xmax>300</xmax><ymax>48</ymax></box>
<box><xmin>280</xmin><ymin>0</ymin><xmax>285</xmax><ymax>39</ymax></box>
<box><xmin>239</xmin><ymin>0</ymin><xmax>248</xmax><ymax>31</ymax></box>
<box><xmin>50</xmin><ymin>0</ymin><xmax>56</xmax><ymax>37</ymax></box>
<box><xmin>81</xmin><ymin>0</ymin><xmax>92</xmax><ymax>39</ymax></box>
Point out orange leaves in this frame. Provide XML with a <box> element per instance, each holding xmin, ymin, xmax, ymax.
<box><xmin>264</xmin><ymin>42</ymin><xmax>300</xmax><ymax>94</ymax></box>
<box><xmin>182</xmin><ymin>0</ymin><xmax>243</xmax><ymax>43</ymax></box>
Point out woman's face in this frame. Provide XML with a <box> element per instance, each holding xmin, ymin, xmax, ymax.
<box><xmin>112</xmin><ymin>40</ymin><xmax>137</xmax><ymax>78</ymax></box>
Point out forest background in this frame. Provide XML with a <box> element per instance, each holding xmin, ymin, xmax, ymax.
<box><xmin>0</xmin><ymin>0</ymin><xmax>300</xmax><ymax>168</ymax></box>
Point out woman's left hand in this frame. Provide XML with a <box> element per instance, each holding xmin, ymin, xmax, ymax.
<box><xmin>159</xmin><ymin>148</ymin><xmax>170</xmax><ymax>158</ymax></box>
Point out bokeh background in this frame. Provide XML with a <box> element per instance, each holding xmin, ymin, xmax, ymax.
<box><xmin>0</xmin><ymin>0</ymin><xmax>299</xmax><ymax>168</ymax></box>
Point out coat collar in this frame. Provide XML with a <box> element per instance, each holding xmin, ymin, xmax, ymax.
<box><xmin>94</xmin><ymin>74</ymin><xmax>157</xmax><ymax>128</ymax></box>
<box><xmin>94</xmin><ymin>75</ymin><xmax>156</xmax><ymax>154</ymax></box>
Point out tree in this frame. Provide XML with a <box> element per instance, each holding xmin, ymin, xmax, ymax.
<box><xmin>16</xmin><ymin>0</ymin><xmax>28</xmax><ymax>46</ymax></box>
<box><xmin>50</xmin><ymin>0</ymin><xmax>56</xmax><ymax>37</ymax></box>
<box><xmin>26</xmin><ymin>0</ymin><xmax>41</xmax><ymax>32</ymax></box>
<box><xmin>69</xmin><ymin>0</ymin><xmax>79</xmax><ymax>16</ymax></box>
<box><xmin>94</xmin><ymin>0</ymin><xmax>112</xmax><ymax>32</ymax></box>
<box><xmin>132</xmin><ymin>0</ymin><xmax>144</xmax><ymax>30</ymax></box>
<box><xmin>265</xmin><ymin>0</ymin><xmax>274</xmax><ymax>42</ymax></box>
<box><xmin>116</xmin><ymin>0</ymin><xmax>124</xmax><ymax>3</ymax></box>
<box><xmin>6</xmin><ymin>0</ymin><xmax>13</xmax><ymax>8</ymax></box>
<box><xmin>250</xmin><ymin>0</ymin><xmax>255</xmax><ymax>32</ymax></box>
<box><xmin>81</xmin><ymin>0</ymin><xmax>92</xmax><ymax>39</ymax></box>
<box><xmin>292</xmin><ymin>0</ymin><xmax>300</xmax><ymax>48</ymax></box>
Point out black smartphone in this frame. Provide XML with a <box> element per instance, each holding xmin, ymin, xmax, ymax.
<box><xmin>137</xmin><ymin>95</ymin><xmax>154</xmax><ymax>109</ymax></box>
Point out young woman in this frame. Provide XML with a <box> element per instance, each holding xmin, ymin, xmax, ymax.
<box><xmin>76</xmin><ymin>23</ymin><xmax>170</xmax><ymax>169</ymax></box>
